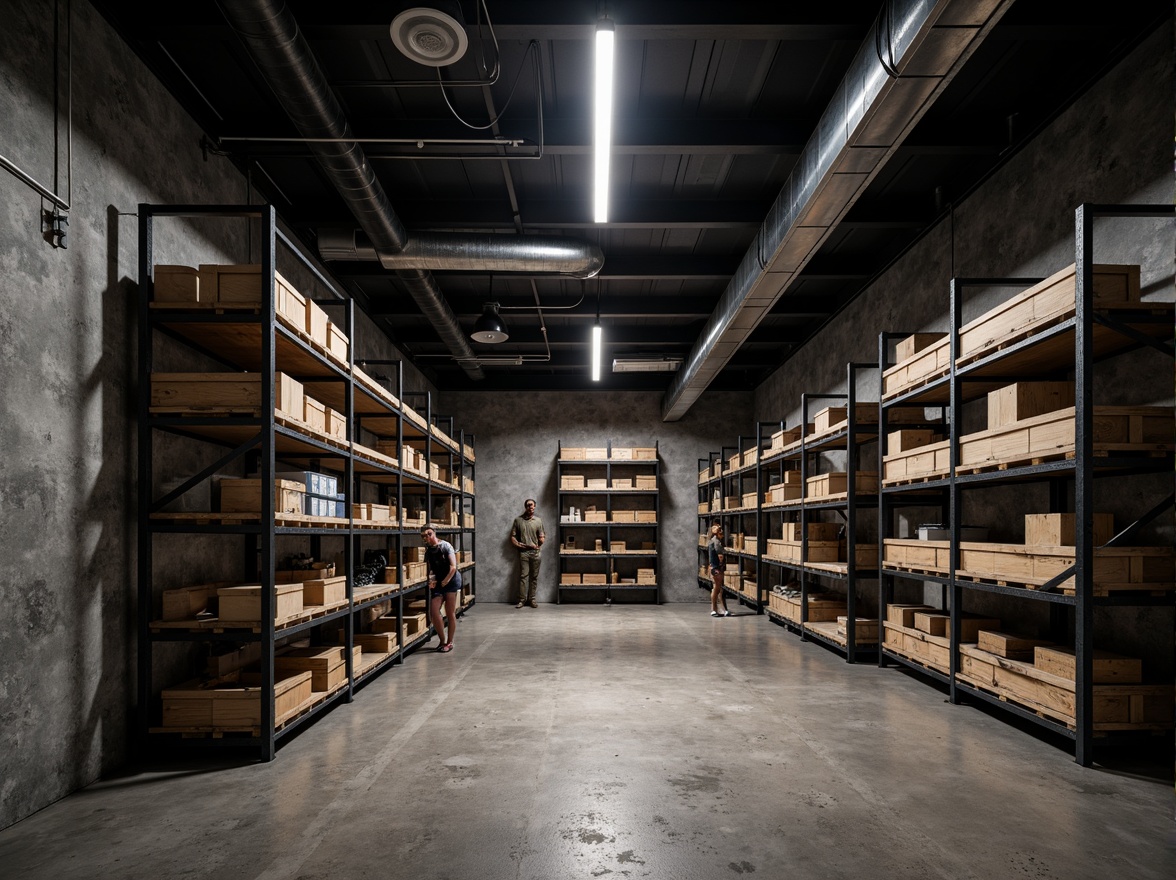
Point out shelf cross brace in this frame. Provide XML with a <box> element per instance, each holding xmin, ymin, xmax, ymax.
<box><xmin>149</xmin><ymin>432</ymin><xmax>263</xmax><ymax>513</ymax></box>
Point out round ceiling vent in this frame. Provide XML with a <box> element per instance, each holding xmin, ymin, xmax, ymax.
<box><xmin>390</xmin><ymin>7</ymin><xmax>469</xmax><ymax>67</ymax></box>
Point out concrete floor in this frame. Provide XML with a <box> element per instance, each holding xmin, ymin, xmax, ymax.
<box><xmin>2</xmin><ymin>604</ymin><xmax>1173</xmax><ymax>879</ymax></box>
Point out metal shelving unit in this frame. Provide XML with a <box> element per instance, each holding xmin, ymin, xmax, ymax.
<box><xmin>557</xmin><ymin>441</ymin><xmax>660</xmax><ymax>604</ymax></box>
<box><xmin>137</xmin><ymin>203</ymin><xmax>475</xmax><ymax>758</ymax></box>
<box><xmin>878</xmin><ymin>203</ymin><xmax>1175</xmax><ymax>765</ymax></box>
<box><xmin>696</xmin><ymin>436</ymin><xmax>766</xmax><ymax>613</ymax></box>
<box><xmin>760</xmin><ymin>364</ymin><xmax>882</xmax><ymax>662</ymax></box>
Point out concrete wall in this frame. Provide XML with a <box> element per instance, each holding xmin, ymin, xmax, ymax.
<box><xmin>753</xmin><ymin>25</ymin><xmax>1174</xmax><ymax>670</ymax></box>
<box><xmin>0</xmin><ymin>0</ymin><xmax>433</xmax><ymax>831</ymax></box>
<box><xmin>444</xmin><ymin>389</ymin><xmax>753</xmax><ymax>604</ymax></box>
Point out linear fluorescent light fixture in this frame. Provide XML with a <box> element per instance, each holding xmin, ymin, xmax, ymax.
<box><xmin>612</xmin><ymin>356</ymin><xmax>683</xmax><ymax>373</ymax></box>
<box><xmin>591</xmin><ymin>324</ymin><xmax>603</xmax><ymax>381</ymax></box>
<box><xmin>593</xmin><ymin>19</ymin><xmax>614</xmax><ymax>223</ymax></box>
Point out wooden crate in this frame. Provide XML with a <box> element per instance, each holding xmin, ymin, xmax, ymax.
<box><xmin>560</xmin><ymin>475</ymin><xmax>586</xmax><ymax>490</ymax></box>
<box><xmin>885</xmin><ymin>604</ymin><xmax>936</xmax><ymax>628</ymax></box>
<box><xmin>1033</xmin><ymin>646</ymin><xmax>1143</xmax><ymax>684</ymax></box>
<box><xmin>216</xmin><ymin>582</ymin><xmax>304</xmax><ymax>621</ymax></box>
<box><xmin>161</xmin><ymin>582</ymin><xmax>230</xmax><ymax>620</ymax></box>
<box><xmin>562</xmin><ymin>573</ymin><xmax>582</xmax><ymax>585</ymax></box>
<box><xmin>883</xmin><ymin>538</ymin><xmax>951</xmax><ymax>573</ymax></box>
<box><xmin>206</xmin><ymin>642</ymin><xmax>262</xmax><ymax>678</ymax></box>
<box><xmin>585</xmin><ymin>447</ymin><xmax>608</xmax><ymax>460</ymax></box>
<box><xmin>306</xmin><ymin>300</ymin><xmax>329</xmax><ymax>348</ymax></box>
<box><xmin>805</xmin><ymin>471</ymin><xmax>878</xmax><ymax>498</ymax></box>
<box><xmin>987</xmin><ymin>382</ymin><xmax>1075</xmax><ymax>429</ymax></box>
<box><xmin>303</xmin><ymin>397</ymin><xmax>327</xmax><ymax>433</ymax></box>
<box><xmin>326</xmin><ymin>321</ymin><xmax>349</xmax><ymax>361</ymax></box>
<box><xmin>777</xmin><ymin>594</ymin><xmax>847</xmax><ymax>623</ymax></box>
<box><xmin>611</xmin><ymin>477</ymin><xmax>633</xmax><ymax>490</ymax></box>
<box><xmin>883</xmin><ymin>622</ymin><xmax>951</xmax><ymax>673</ymax></box>
<box><xmin>150</xmin><ymin>372</ymin><xmax>304</xmax><ymax>419</ymax></box>
<box><xmin>219</xmin><ymin>478</ymin><xmax>305</xmax><ymax>515</ymax></box>
<box><xmin>882</xmin><ymin>336</ymin><xmax>951</xmax><ymax>399</ymax></box>
<box><xmin>632</xmin><ymin>447</ymin><xmax>657</xmax><ymax>459</ymax></box>
<box><xmin>957</xmin><ymin>644</ymin><xmax>1170</xmax><ymax>731</ymax></box>
<box><xmin>324</xmin><ymin>407</ymin><xmax>348</xmax><ymax>441</ymax></box>
<box><xmin>767</xmin><ymin>483</ymin><xmax>802</xmax><ymax>504</ymax></box>
<box><xmin>582</xmin><ymin>573</ymin><xmax>608</xmax><ymax>585</ymax></box>
<box><xmin>611</xmin><ymin>446</ymin><xmax>633</xmax><ymax>460</ymax></box>
<box><xmin>851</xmin><ymin>544</ymin><xmax>879</xmax><ymax>567</ymax></box>
<box><xmin>895</xmin><ymin>332</ymin><xmax>946</xmax><ymax>362</ymax></box>
<box><xmin>160</xmin><ymin>670</ymin><xmax>312</xmax><ymax>729</ymax></box>
<box><xmin>783</xmin><ymin>521</ymin><xmax>840</xmax><ymax>542</ymax></box>
<box><xmin>957</xmin><ymin>263</ymin><xmax>1140</xmax><ymax>363</ymax></box>
<box><xmin>153</xmin><ymin>265</ymin><xmax>202</xmax><ymax>303</ymax></box>
<box><xmin>976</xmin><ymin>631</ymin><xmax>1052</xmax><ymax>662</ymax></box>
<box><xmin>769</xmin><ymin>426</ymin><xmax>807</xmax><ymax>449</ymax></box>
<box><xmin>812</xmin><ymin>403</ymin><xmax>878</xmax><ymax>434</ymax></box>
<box><xmin>586</xmin><ymin>478</ymin><xmax>609</xmax><ymax>490</ymax></box>
<box><xmin>886</xmin><ymin>429</ymin><xmax>936</xmax><ymax>454</ymax></box>
<box><xmin>957</xmin><ymin>406</ymin><xmax>1174</xmax><ymax>470</ymax></box>
<box><xmin>354</xmin><ymin>632</ymin><xmax>397</xmax><ymax>653</ymax></box>
<box><xmin>560</xmin><ymin>447</ymin><xmax>586</xmax><ymax>460</ymax></box>
<box><xmin>956</xmin><ymin>542</ymin><xmax>1174</xmax><ymax>594</ymax></box>
<box><xmin>635</xmin><ymin>475</ymin><xmax>657</xmax><ymax>490</ymax></box>
<box><xmin>882</xmin><ymin>438</ymin><xmax>951</xmax><ymax>484</ymax></box>
<box><xmin>836</xmin><ymin>616</ymin><xmax>879</xmax><ymax>641</ymax></box>
<box><xmin>1024</xmin><ymin>513</ymin><xmax>1114</xmax><ymax>547</ymax></box>
<box><xmin>302</xmin><ymin>574</ymin><xmax>346</xmax><ymax>606</ymax></box>
<box><xmin>913</xmin><ymin>611</ymin><xmax>950</xmax><ymax>637</ymax></box>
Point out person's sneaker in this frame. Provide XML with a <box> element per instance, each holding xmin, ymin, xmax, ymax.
<box><xmin>722</xmin><ymin>610</ymin><xmax>734</xmax><ymax>617</ymax></box>
<box><xmin>527</xmin><ymin>599</ymin><xmax>538</xmax><ymax>608</ymax></box>
<box><xmin>710</xmin><ymin>610</ymin><xmax>721</xmax><ymax>617</ymax></box>
<box><xmin>515</xmin><ymin>601</ymin><xmax>525</xmax><ymax>609</ymax></box>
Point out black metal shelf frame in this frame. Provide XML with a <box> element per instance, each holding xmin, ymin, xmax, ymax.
<box><xmin>557</xmin><ymin>441</ymin><xmax>661</xmax><ymax>605</ymax></box>
<box><xmin>876</xmin><ymin>203</ymin><xmax>1175</xmax><ymax>766</ymax></box>
<box><xmin>137</xmin><ymin>203</ymin><xmax>476</xmax><ymax>761</ymax></box>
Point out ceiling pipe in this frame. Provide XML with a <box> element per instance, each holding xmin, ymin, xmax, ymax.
<box><xmin>319</xmin><ymin>229</ymin><xmax>604</xmax><ymax>279</ymax></box>
<box><xmin>217</xmin><ymin>0</ymin><xmax>485</xmax><ymax>379</ymax></box>
<box><xmin>660</xmin><ymin>0</ymin><xmax>1015</xmax><ymax>421</ymax></box>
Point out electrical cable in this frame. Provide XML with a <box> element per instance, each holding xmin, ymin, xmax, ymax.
<box><xmin>437</xmin><ymin>40</ymin><xmax>542</xmax><ymax>131</ymax></box>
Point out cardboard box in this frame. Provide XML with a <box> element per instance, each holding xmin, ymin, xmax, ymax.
<box><xmin>216</xmin><ymin>582</ymin><xmax>304</xmax><ymax>621</ymax></box>
<box><xmin>1024</xmin><ymin>513</ymin><xmax>1114</xmax><ymax>547</ymax></box>
<box><xmin>153</xmin><ymin>265</ymin><xmax>202</xmax><ymax>303</ymax></box>
<box><xmin>987</xmin><ymin>382</ymin><xmax>1075</xmax><ymax>429</ymax></box>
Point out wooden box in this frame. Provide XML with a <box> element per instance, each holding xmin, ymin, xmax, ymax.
<box><xmin>836</xmin><ymin>616</ymin><xmax>879</xmax><ymax>640</ymax></box>
<box><xmin>767</xmin><ymin>483</ymin><xmax>802</xmax><ymax>504</ymax></box>
<box><xmin>957</xmin><ymin>264</ymin><xmax>1141</xmax><ymax>363</ymax></box>
<box><xmin>769</xmin><ymin>426</ymin><xmax>807</xmax><ymax>449</ymax></box>
<box><xmin>987</xmin><ymin>382</ymin><xmax>1075</xmax><ymax>430</ymax></box>
<box><xmin>206</xmin><ymin>642</ymin><xmax>262</xmax><ymax>678</ymax></box>
<box><xmin>324</xmin><ymin>407</ymin><xmax>348</xmax><ymax>441</ymax></box>
<box><xmin>216</xmin><ymin>582</ymin><xmax>304</xmax><ymax>621</ymax></box>
<box><xmin>1024</xmin><ymin>513</ymin><xmax>1114</xmax><ymax>547</ymax></box>
<box><xmin>611</xmin><ymin>510</ymin><xmax>635</xmax><ymax>523</ymax></box>
<box><xmin>594</xmin><ymin>539</ymin><xmax>603</xmax><ymax>551</ymax></box>
<box><xmin>882</xmin><ymin>438</ymin><xmax>951</xmax><ymax>484</ymax></box>
<box><xmin>882</xmin><ymin>336</ymin><xmax>951</xmax><ymax>399</ymax></box>
<box><xmin>813</xmin><ymin>404</ymin><xmax>877</xmax><ymax>434</ymax></box>
<box><xmin>805</xmin><ymin>471</ymin><xmax>878</xmax><ymax>498</ymax></box>
<box><xmin>276</xmin><ymin>281</ymin><xmax>307</xmax><ymax>332</ymax></box>
<box><xmin>895</xmin><ymin>332</ymin><xmax>946</xmax><ymax>362</ymax></box>
<box><xmin>913</xmin><ymin>611</ymin><xmax>950</xmax><ymax>637</ymax></box>
<box><xmin>742</xmin><ymin>491</ymin><xmax>759</xmax><ymax>509</ymax></box>
<box><xmin>326</xmin><ymin>321</ymin><xmax>349</xmax><ymax>361</ymax></box>
<box><xmin>851</xmin><ymin>544</ymin><xmax>880</xmax><ymax>567</ymax></box>
<box><xmin>586</xmin><ymin>478</ymin><xmax>609</xmax><ymax>490</ymax></box>
<box><xmin>885</xmin><ymin>604</ymin><xmax>936</xmax><ymax>628</ymax></box>
<box><xmin>634</xmin><ymin>510</ymin><xmax>657</xmax><ymax>523</ymax></box>
<box><xmin>887</xmin><ymin>429</ymin><xmax>935</xmax><ymax>454</ymax></box>
<box><xmin>560</xmin><ymin>475</ymin><xmax>586</xmax><ymax>490</ymax></box>
<box><xmin>306</xmin><ymin>300</ymin><xmax>329</xmax><ymax>347</ymax></box>
<box><xmin>724</xmin><ymin>496</ymin><xmax>741</xmax><ymax>510</ymax></box>
<box><xmin>632</xmin><ymin>447</ymin><xmax>657</xmax><ymax>459</ymax></box>
<box><xmin>609</xmin><ymin>541</ymin><xmax>626</xmax><ymax>553</ymax></box>
<box><xmin>611</xmin><ymin>446</ymin><xmax>633</xmax><ymax>460</ymax></box>
<box><xmin>302</xmin><ymin>574</ymin><xmax>347</xmax><ymax>606</ymax></box>
<box><xmin>976</xmin><ymin>631</ymin><xmax>1051</xmax><ymax>662</ymax></box>
<box><xmin>582</xmin><ymin>573</ymin><xmax>608</xmax><ymax>585</ymax></box>
<box><xmin>585</xmin><ymin>447</ymin><xmax>608</xmax><ymax>460</ymax></box>
<box><xmin>955</xmin><ymin>541</ymin><xmax>1174</xmax><ymax>594</ymax></box>
<box><xmin>354</xmin><ymin>632</ymin><xmax>397</xmax><ymax>653</ymax></box>
<box><xmin>783</xmin><ymin>522</ymin><xmax>840</xmax><ymax>542</ymax></box>
<box><xmin>161</xmin><ymin>670</ymin><xmax>312</xmax><ymax>729</ymax></box>
<box><xmin>196</xmin><ymin>264</ymin><xmax>303</xmax><ymax>311</ymax></box>
<box><xmin>635</xmin><ymin>475</ymin><xmax>657</xmax><ymax>490</ymax></box>
<box><xmin>883</xmin><ymin>538</ymin><xmax>951</xmax><ymax>573</ymax></box>
<box><xmin>560</xmin><ymin>447</ymin><xmax>586</xmax><ymax>460</ymax></box>
<box><xmin>149</xmin><ymin>372</ymin><xmax>304</xmax><ymax>419</ymax></box>
<box><xmin>725</xmin><ymin>452</ymin><xmax>742</xmax><ymax>472</ymax></box>
<box><xmin>1033</xmin><ymin>646</ymin><xmax>1143</xmax><ymax>684</ymax></box>
<box><xmin>562</xmin><ymin>573</ymin><xmax>582</xmax><ymax>584</ymax></box>
<box><xmin>304</xmin><ymin>397</ymin><xmax>327</xmax><ymax>433</ymax></box>
<box><xmin>371</xmin><ymin>615</ymin><xmax>400</xmax><ymax>634</ymax></box>
<box><xmin>153</xmin><ymin>265</ymin><xmax>202</xmax><ymax>303</ymax></box>
<box><xmin>883</xmin><ymin>623</ymin><xmax>950</xmax><ymax>674</ymax></box>
<box><xmin>585</xmin><ymin>510</ymin><xmax>607</xmax><ymax>523</ymax></box>
<box><xmin>219</xmin><ymin>478</ymin><xmax>305</xmax><ymax>514</ymax></box>
<box><xmin>161</xmin><ymin>582</ymin><xmax>227</xmax><ymax>620</ymax></box>
<box><xmin>611</xmin><ymin>478</ymin><xmax>633</xmax><ymax>490</ymax></box>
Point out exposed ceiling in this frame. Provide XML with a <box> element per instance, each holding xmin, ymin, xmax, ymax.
<box><xmin>95</xmin><ymin>0</ymin><xmax>1169</xmax><ymax>408</ymax></box>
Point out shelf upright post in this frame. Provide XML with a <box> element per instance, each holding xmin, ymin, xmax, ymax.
<box><xmin>259</xmin><ymin>205</ymin><xmax>277</xmax><ymax>760</ymax></box>
<box><xmin>876</xmin><ymin>332</ymin><xmax>890</xmax><ymax>669</ymax></box>
<box><xmin>1074</xmin><ymin>203</ymin><xmax>1096</xmax><ymax>766</ymax></box>
<box><xmin>135</xmin><ymin>205</ymin><xmax>154</xmax><ymax>747</ymax></box>
<box><xmin>343</xmin><ymin>296</ymin><xmax>355</xmax><ymax>702</ymax></box>
<box><xmin>798</xmin><ymin>394</ymin><xmax>810</xmax><ymax>640</ymax></box>
<box><xmin>947</xmin><ymin>277</ymin><xmax>963</xmax><ymax>708</ymax></box>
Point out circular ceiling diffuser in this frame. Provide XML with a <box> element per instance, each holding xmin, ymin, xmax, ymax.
<box><xmin>390</xmin><ymin>7</ymin><xmax>469</xmax><ymax>67</ymax></box>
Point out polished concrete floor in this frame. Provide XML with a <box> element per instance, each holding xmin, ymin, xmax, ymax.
<box><xmin>2</xmin><ymin>604</ymin><xmax>1174</xmax><ymax>879</ymax></box>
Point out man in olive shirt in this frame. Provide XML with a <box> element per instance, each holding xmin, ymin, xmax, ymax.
<box><xmin>510</xmin><ymin>498</ymin><xmax>545</xmax><ymax>608</ymax></box>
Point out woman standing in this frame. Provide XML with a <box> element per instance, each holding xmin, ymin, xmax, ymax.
<box><xmin>707</xmin><ymin>522</ymin><xmax>733</xmax><ymax>617</ymax></box>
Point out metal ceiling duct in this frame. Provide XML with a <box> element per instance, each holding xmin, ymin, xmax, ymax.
<box><xmin>217</xmin><ymin>0</ymin><xmax>485</xmax><ymax>379</ymax></box>
<box><xmin>318</xmin><ymin>230</ymin><xmax>604</xmax><ymax>279</ymax></box>
<box><xmin>661</xmin><ymin>0</ymin><xmax>1014</xmax><ymax>421</ymax></box>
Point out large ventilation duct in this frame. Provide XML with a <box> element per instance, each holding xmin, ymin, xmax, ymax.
<box><xmin>217</xmin><ymin>0</ymin><xmax>486</xmax><ymax>379</ymax></box>
<box><xmin>319</xmin><ymin>230</ymin><xmax>604</xmax><ymax>279</ymax></box>
<box><xmin>661</xmin><ymin>0</ymin><xmax>1015</xmax><ymax>421</ymax></box>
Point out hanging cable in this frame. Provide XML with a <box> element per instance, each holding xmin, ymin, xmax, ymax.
<box><xmin>437</xmin><ymin>40</ymin><xmax>542</xmax><ymax>131</ymax></box>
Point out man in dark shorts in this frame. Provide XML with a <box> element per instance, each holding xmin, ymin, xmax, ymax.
<box><xmin>422</xmin><ymin>524</ymin><xmax>462</xmax><ymax>652</ymax></box>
